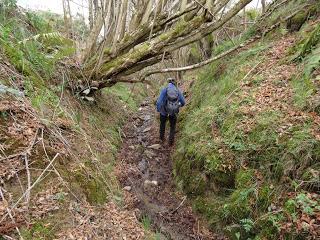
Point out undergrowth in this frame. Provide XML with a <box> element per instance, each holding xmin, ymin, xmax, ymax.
<box><xmin>174</xmin><ymin>13</ymin><xmax>320</xmax><ymax>239</ymax></box>
<box><xmin>0</xmin><ymin>1</ymin><xmax>147</xmax><ymax>238</ymax></box>
<box><xmin>0</xmin><ymin>0</ymin><xmax>75</xmax><ymax>115</ymax></box>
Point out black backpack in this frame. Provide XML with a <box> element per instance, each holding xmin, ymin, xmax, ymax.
<box><xmin>165</xmin><ymin>86</ymin><xmax>180</xmax><ymax>116</ymax></box>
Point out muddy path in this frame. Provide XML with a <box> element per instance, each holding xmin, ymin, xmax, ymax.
<box><xmin>116</xmin><ymin>98</ymin><xmax>224</xmax><ymax>240</ymax></box>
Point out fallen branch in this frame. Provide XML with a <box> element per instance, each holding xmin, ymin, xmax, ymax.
<box><xmin>142</xmin><ymin>7</ymin><xmax>306</xmax><ymax>79</ymax></box>
<box><xmin>24</xmin><ymin>154</ymin><xmax>31</xmax><ymax>207</ymax></box>
<box><xmin>0</xmin><ymin>187</ymin><xmax>24</xmax><ymax>239</ymax></box>
<box><xmin>171</xmin><ymin>196</ymin><xmax>187</xmax><ymax>214</ymax></box>
<box><xmin>40</xmin><ymin>129</ymin><xmax>82</xmax><ymax>203</ymax></box>
<box><xmin>0</xmin><ymin>128</ymin><xmax>39</xmax><ymax>162</ymax></box>
<box><xmin>0</xmin><ymin>153</ymin><xmax>60</xmax><ymax>224</ymax></box>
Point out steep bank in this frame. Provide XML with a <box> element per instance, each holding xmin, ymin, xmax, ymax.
<box><xmin>0</xmin><ymin>5</ymin><xmax>149</xmax><ymax>239</ymax></box>
<box><xmin>174</xmin><ymin>14</ymin><xmax>320</xmax><ymax>240</ymax></box>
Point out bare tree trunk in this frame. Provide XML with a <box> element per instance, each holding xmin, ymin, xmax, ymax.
<box><xmin>89</xmin><ymin>0</ymin><xmax>94</xmax><ymax>30</ymax></box>
<box><xmin>181</xmin><ymin>0</ymin><xmax>188</xmax><ymax>11</ymax></box>
<box><xmin>79</xmin><ymin>0</ymin><xmax>110</xmax><ymax>62</ymax></box>
<box><xmin>119</xmin><ymin>0</ymin><xmax>129</xmax><ymax>40</ymax></box>
<box><xmin>243</xmin><ymin>7</ymin><xmax>247</xmax><ymax>31</ymax></box>
<box><xmin>156</xmin><ymin>0</ymin><xmax>168</xmax><ymax>15</ymax></box>
<box><xmin>261</xmin><ymin>0</ymin><xmax>266</xmax><ymax>13</ymax></box>
<box><xmin>130</xmin><ymin>0</ymin><xmax>146</xmax><ymax>31</ymax></box>
<box><xmin>93</xmin><ymin>0</ymin><xmax>99</xmax><ymax>19</ymax></box>
<box><xmin>141</xmin><ymin>0</ymin><xmax>154</xmax><ymax>24</ymax></box>
<box><xmin>62</xmin><ymin>0</ymin><xmax>72</xmax><ymax>38</ymax></box>
<box><xmin>66</xmin><ymin>0</ymin><xmax>73</xmax><ymax>38</ymax></box>
<box><xmin>111</xmin><ymin>0</ymin><xmax>122</xmax><ymax>49</ymax></box>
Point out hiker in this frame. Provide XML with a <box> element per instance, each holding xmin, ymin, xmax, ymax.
<box><xmin>156</xmin><ymin>78</ymin><xmax>185</xmax><ymax>145</ymax></box>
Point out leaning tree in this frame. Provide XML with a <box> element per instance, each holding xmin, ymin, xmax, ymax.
<box><xmin>63</xmin><ymin>0</ymin><xmax>308</xmax><ymax>95</ymax></box>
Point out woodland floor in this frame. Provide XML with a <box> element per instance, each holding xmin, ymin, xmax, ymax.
<box><xmin>116</xmin><ymin>98</ymin><xmax>224</xmax><ymax>240</ymax></box>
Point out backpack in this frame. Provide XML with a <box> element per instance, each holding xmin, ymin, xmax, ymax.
<box><xmin>165</xmin><ymin>86</ymin><xmax>180</xmax><ymax>116</ymax></box>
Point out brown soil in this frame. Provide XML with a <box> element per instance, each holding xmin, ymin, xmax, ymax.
<box><xmin>116</xmin><ymin>98</ymin><xmax>224</xmax><ymax>240</ymax></box>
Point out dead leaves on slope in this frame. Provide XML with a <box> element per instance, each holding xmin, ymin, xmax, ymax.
<box><xmin>57</xmin><ymin>201</ymin><xmax>144</xmax><ymax>240</ymax></box>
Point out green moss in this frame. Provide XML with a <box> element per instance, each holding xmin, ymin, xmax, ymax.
<box><xmin>235</xmin><ymin>169</ymin><xmax>255</xmax><ymax>189</ymax></box>
<box><xmin>74</xmin><ymin>169</ymin><xmax>108</xmax><ymax>204</ymax></box>
<box><xmin>193</xmin><ymin>195</ymin><xmax>225</xmax><ymax>227</ymax></box>
<box><xmin>104</xmin><ymin>83</ymin><xmax>144</xmax><ymax>111</ymax></box>
<box><xmin>186</xmin><ymin>172</ymin><xmax>207</xmax><ymax>195</ymax></box>
<box><xmin>100</xmin><ymin>42</ymin><xmax>151</xmax><ymax>74</ymax></box>
<box><xmin>21</xmin><ymin>222</ymin><xmax>54</xmax><ymax>240</ymax></box>
<box><xmin>287</xmin><ymin>11</ymin><xmax>308</xmax><ymax>32</ymax></box>
<box><xmin>222</xmin><ymin>188</ymin><xmax>254</xmax><ymax>221</ymax></box>
<box><xmin>213</xmin><ymin>171</ymin><xmax>235</xmax><ymax>187</ymax></box>
<box><xmin>257</xmin><ymin>184</ymin><xmax>273</xmax><ymax>210</ymax></box>
<box><xmin>171</xmin><ymin>16</ymin><xmax>203</xmax><ymax>39</ymax></box>
<box><xmin>291</xmin><ymin>23</ymin><xmax>320</xmax><ymax>61</ymax></box>
<box><xmin>189</xmin><ymin>43</ymin><xmax>202</xmax><ymax>63</ymax></box>
<box><xmin>104</xmin><ymin>47</ymin><xmax>111</xmax><ymax>55</ymax></box>
<box><xmin>174</xmin><ymin>154</ymin><xmax>206</xmax><ymax>195</ymax></box>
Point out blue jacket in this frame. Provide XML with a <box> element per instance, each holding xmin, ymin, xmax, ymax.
<box><xmin>156</xmin><ymin>83</ymin><xmax>185</xmax><ymax>116</ymax></box>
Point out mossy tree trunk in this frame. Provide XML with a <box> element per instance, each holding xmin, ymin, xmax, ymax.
<box><xmin>78</xmin><ymin>0</ymin><xmax>254</xmax><ymax>93</ymax></box>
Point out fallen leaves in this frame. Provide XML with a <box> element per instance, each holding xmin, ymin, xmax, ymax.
<box><xmin>57</xmin><ymin>201</ymin><xmax>145</xmax><ymax>240</ymax></box>
<box><xmin>280</xmin><ymin>192</ymin><xmax>320</xmax><ymax>238</ymax></box>
<box><xmin>0</xmin><ymin>97</ymin><xmax>40</xmax><ymax>182</ymax></box>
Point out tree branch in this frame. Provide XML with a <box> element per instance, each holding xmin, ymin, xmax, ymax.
<box><xmin>142</xmin><ymin>7</ymin><xmax>306</xmax><ymax>79</ymax></box>
<box><xmin>164</xmin><ymin>0</ymin><xmax>254</xmax><ymax>53</ymax></box>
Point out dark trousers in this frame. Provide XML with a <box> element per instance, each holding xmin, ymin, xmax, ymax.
<box><xmin>160</xmin><ymin>114</ymin><xmax>177</xmax><ymax>144</ymax></box>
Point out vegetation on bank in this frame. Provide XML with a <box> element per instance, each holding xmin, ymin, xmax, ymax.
<box><xmin>174</xmin><ymin>3</ymin><xmax>320</xmax><ymax>239</ymax></box>
<box><xmin>1</xmin><ymin>0</ymin><xmax>320</xmax><ymax>239</ymax></box>
<box><xmin>0</xmin><ymin>1</ymin><xmax>147</xmax><ymax>238</ymax></box>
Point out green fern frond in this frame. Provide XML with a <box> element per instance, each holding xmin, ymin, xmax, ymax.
<box><xmin>304</xmin><ymin>45</ymin><xmax>320</xmax><ymax>76</ymax></box>
<box><xmin>19</xmin><ymin>32</ymin><xmax>73</xmax><ymax>47</ymax></box>
<box><xmin>292</xmin><ymin>23</ymin><xmax>320</xmax><ymax>61</ymax></box>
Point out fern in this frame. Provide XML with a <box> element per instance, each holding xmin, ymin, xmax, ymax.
<box><xmin>19</xmin><ymin>32</ymin><xmax>73</xmax><ymax>47</ymax></box>
<box><xmin>240</xmin><ymin>218</ymin><xmax>254</xmax><ymax>233</ymax></box>
<box><xmin>26</xmin><ymin>11</ymin><xmax>51</xmax><ymax>33</ymax></box>
<box><xmin>292</xmin><ymin>23</ymin><xmax>320</xmax><ymax>61</ymax></box>
<box><xmin>304</xmin><ymin>45</ymin><xmax>320</xmax><ymax>76</ymax></box>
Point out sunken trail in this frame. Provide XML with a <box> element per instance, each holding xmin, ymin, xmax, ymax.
<box><xmin>116</xmin><ymin>98</ymin><xmax>224</xmax><ymax>240</ymax></box>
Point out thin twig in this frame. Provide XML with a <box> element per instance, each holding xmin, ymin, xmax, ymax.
<box><xmin>24</xmin><ymin>154</ymin><xmax>31</xmax><ymax>207</ymax></box>
<box><xmin>171</xmin><ymin>196</ymin><xmax>187</xmax><ymax>214</ymax></box>
<box><xmin>0</xmin><ymin>153</ymin><xmax>60</xmax><ymax>223</ymax></box>
<box><xmin>40</xmin><ymin>129</ymin><xmax>82</xmax><ymax>203</ymax></box>
<box><xmin>193</xmin><ymin>0</ymin><xmax>236</xmax><ymax>46</ymax></box>
<box><xmin>52</xmin><ymin>72</ymin><xmax>66</xmax><ymax>120</ymax></box>
<box><xmin>0</xmin><ymin>187</ymin><xmax>24</xmax><ymax>240</ymax></box>
<box><xmin>0</xmin><ymin>128</ymin><xmax>39</xmax><ymax>162</ymax></box>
